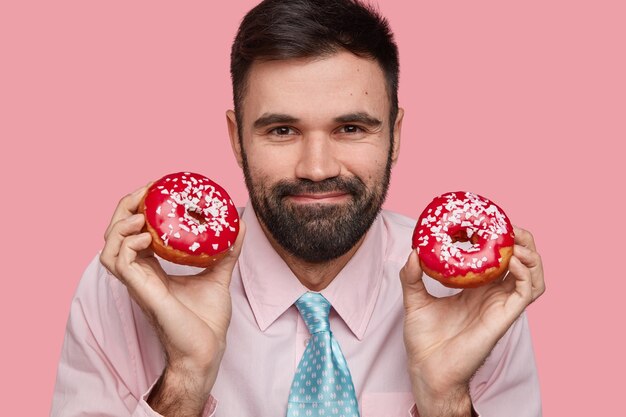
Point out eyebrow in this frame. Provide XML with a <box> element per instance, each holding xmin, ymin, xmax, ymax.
<box><xmin>333</xmin><ymin>112</ymin><xmax>382</xmax><ymax>127</ymax></box>
<box><xmin>253</xmin><ymin>113</ymin><xmax>299</xmax><ymax>129</ymax></box>
<box><xmin>252</xmin><ymin>112</ymin><xmax>382</xmax><ymax>129</ymax></box>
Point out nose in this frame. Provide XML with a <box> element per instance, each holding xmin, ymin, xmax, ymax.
<box><xmin>294</xmin><ymin>135</ymin><xmax>341</xmax><ymax>182</ymax></box>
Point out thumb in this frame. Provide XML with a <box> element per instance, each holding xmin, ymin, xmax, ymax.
<box><xmin>217</xmin><ymin>219</ymin><xmax>247</xmax><ymax>271</ymax></box>
<box><xmin>399</xmin><ymin>249</ymin><xmax>433</xmax><ymax>311</ymax></box>
<box><xmin>195</xmin><ymin>220</ymin><xmax>247</xmax><ymax>283</ymax></box>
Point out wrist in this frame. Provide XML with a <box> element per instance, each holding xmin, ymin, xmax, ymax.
<box><xmin>412</xmin><ymin>383</ymin><xmax>472</xmax><ymax>417</ymax></box>
<box><xmin>147</xmin><ymin>365</ymin><xmax>215</xmax><ymax>417</ymax></box>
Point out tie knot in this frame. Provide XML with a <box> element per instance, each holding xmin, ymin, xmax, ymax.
<box><xmin>295</xmin><ymin>292</ymin><xmax>331</xmax><ymax>334</ymax></box>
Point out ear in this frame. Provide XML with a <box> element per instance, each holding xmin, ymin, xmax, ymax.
<box><xmin>226</xmin><ymin>110</ymin><xmax>244</xmax><ymax>168</ymax></box>
<box><xmin>391</xmin><ymin>107</ymin><xmax>404</xmax><ymax>166</ymax></box>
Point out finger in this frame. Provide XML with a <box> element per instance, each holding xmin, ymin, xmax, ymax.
<box><xmin>115</xmin><ymin>232</ymin><xmax>170</xmax><ymax>314</ymax></box>
<box><xmin>513</xmin><ymin>244</ymin><xmax>545</xmax><ymax>301</ymax></box>
<box><xmin>399</xmin><ymin>249</ymin><xmax>433</xmax><ymax>311</ymax></box>
<box><xmin>506</xmin><ymin>255</ymin><xmax>533</xmax><ymax>311</ymax></box>
<box><xmin>104</xmin><ymin>183</ymin><xmax>152</xmax><ymax>240</ymax></box>
<box><xmin>513</xmin><ymin>244</ymin><xmax>541</xmax><ymax>269</ymax></box>
<box><xmin>115</xmin><ymin>232</ymin><xmax>154</xmax><ymax>287</ymax></box>
<box><xmin>513</xmin><ymin>226</ymin><xmax>537</xmax><ymax>252</ymax></box>
<box><xmin>100</xmin><ymin>214</ymin><xmax>146</xmax><ymax>274</ymax></box>
<box><xmin>196</xmin><ymin>220</ymin><xmax>247</xmax><ymax>285</ymax></box>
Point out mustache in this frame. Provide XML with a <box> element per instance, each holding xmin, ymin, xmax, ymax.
<box><xmin>271</xmin><ymin>176</ymin><xmax>366</xmax><ymax>198</ymax></box>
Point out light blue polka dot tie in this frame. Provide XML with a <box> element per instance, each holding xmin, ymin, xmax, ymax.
<box><xmin>287</xmin><ymin>292</ymin><xmax>360</xmax><ymax>417</ymax></box>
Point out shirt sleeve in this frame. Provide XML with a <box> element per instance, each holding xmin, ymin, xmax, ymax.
<box><xmin>470</xmin><ymin>312</ymin><xmax>542</xmax><ymax>416</ymax></box>
<box><xmin>50</xmin><ymin>255</ymin><xmax>217</xmax><ymax>417</ymax></box>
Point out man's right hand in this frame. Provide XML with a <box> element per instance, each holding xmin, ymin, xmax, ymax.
<box><xmin>99</xmin><ymin>184</ymin><xmax>246</xmax><ymax>416</ymax></box>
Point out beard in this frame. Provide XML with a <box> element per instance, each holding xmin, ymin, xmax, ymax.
<box><xmin>242</xmin><ymin>152</ymin><xmax>392</xmax><ymax>263</ymax></box>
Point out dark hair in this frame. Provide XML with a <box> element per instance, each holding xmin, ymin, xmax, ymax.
<box><xmin>230</xmin><ymin>0</ymin><xmax>399</xmax><ymax>132</ymax></box>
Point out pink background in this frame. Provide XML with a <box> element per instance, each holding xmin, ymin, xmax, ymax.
<box><xmin>1</xmin><ymin>0</ymin><xmax>624</xmax><ymax>415</ymax></box>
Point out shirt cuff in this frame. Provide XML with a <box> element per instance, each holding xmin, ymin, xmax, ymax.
<box><xmin>138</xmin><ymin>379</ymin><xmax>218</xmax><ymax>417</ymax></box>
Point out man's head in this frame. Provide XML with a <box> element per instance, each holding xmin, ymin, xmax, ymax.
<box><xmin>230</xmin><ymin>0</ymin><xmax>399</xmax><ymax>137</ymax></box>
<box><xmin>227</xmin><ymin>0</ymin><xmax>402</xmax><ymax>263</ymax></box>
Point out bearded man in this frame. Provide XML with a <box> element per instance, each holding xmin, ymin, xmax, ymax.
<box><xmin>52</xmin><ymin>1</ymin><xmax>545</xmax><ymax>416</ymax></box>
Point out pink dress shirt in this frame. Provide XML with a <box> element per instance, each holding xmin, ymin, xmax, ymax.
<box><xmin>51</xmin><ymin>204</ymin><xmax>541</xmax><ymax>416</ymax></box>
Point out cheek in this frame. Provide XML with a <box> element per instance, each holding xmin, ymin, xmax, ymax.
<box><xmin>244</xmin><ymin>145</ymin><xmax>294</xmax><ymax>184</ymax></box>
<box><xmin>337</xmin><ymin>145</ymin><xmax>390</xmax><ymax>182</ymax></box>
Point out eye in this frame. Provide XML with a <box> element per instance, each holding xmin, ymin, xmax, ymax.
<box><xmin>269</xmin><ymin>126</ymin><xmax>297</xmax><ymax>136</ymax></box>
<box><xmin>337</xmin><ymin>125</ymin><xmax>364</xmax><ymax>134</ymax></box>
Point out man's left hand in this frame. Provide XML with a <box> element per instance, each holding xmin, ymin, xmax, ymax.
<box><xmin>399</xmin><ymin>226</ymin><xmax>545</xmax><ymax>417</ymax></box>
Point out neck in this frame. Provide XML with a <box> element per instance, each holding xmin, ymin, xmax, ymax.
<box><xmin>258</xmin><ymin>221</ymin><xmax>366</xmax><ymax>292</ymax></box>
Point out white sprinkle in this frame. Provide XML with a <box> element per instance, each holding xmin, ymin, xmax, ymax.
<box><xmin>189</xmin><ymin>242</ymin><xmax>200</xmax><ymax>252</ymax></box>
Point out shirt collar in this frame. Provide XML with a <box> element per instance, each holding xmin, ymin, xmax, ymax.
<box><xmin>237</xmin><ymin>202</ymin><xmax>385</xmax><ymax>340</ymax></box>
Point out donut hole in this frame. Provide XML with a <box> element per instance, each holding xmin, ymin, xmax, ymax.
<box><xmin>450</xmin><ymin>229</ymin><xmax>479</xmax><ymax>250</ymax></box>
<box><xmin>187</xmin><ymin>208</ymin><xmax>208</xmax><ymax>225</ymax></box>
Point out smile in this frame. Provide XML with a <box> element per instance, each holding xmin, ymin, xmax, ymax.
<box><xmin>287</xmin><ymin>192</ymin><xmax>351</xmax><ymax>204</ymax></box>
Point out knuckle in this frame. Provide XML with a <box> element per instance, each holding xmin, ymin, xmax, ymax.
<box><xmin>120</xmin><ymin>192</ymin><xmax>133</xmax><ymax>204</ymax></box>
<box><xmin>534</xmin><ymin>285</ymin><xmax>546</xmax><ymax>301</ymax></box>
<box><xmin>514</xmin><ymin>244</ymin><xmax>528</xmax><ymax>255</ymax></box>
<box><xmin>399</xmin><ymin>264</ymin><xmax>411</xmax><ymax>278</ymax></box>
<box><xmin>99</xmin><ymin>253</ymin><xmax>110</xmax><ymax>270</ymax></box>
<box><xmin>118</xmin><ymin>193</ymin><xmax>134</xmax><ymax>208</ymax></box>
<box><xmin>107</xmin><ymin>220</ymin><xmax>122</xmax><ymax>239</ymax></box>
<box><xmin>119</xmin><ymin>235</ymin><xmax>131</xmax><ymax>250</ymax></box>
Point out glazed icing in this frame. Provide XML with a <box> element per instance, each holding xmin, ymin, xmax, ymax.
<box><xmin>144</xmin><ymin>172</ymin><xmax>239</xmax><ymax>256</ymax></box>
<box><xmin>412</xmin><ymin>191</ymin><xmax>514</xmax><ymax>278</ymax></box>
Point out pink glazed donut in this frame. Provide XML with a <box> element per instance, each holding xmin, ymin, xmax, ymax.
<box><xmin>412</xmin><ymin>191</ymin><xmax>515</xmax><ymax>288</ymax></box>
<box><xmin>139</xmin><ymin>172</ymin><xmax>239</xmax><ymax>267</ymax></box>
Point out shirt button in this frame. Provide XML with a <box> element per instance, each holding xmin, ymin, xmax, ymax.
<box><xmin>304</xmin><ymin>338</ymin><xmax>310</xmax><ymax>346</ymax></box>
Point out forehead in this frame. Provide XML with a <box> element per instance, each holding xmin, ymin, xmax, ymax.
<box><xmin>241</xmin><ymin>51</ymin><xmax>389</xmax><ymax>124</ymax></box>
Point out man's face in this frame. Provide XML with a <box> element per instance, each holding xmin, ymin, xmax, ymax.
<box><xmin>228</xmin><ymin>51</ymin><xmax>402</xmax><ymax>263</ymax></box>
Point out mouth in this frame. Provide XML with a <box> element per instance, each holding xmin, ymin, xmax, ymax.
<box><xmin>287</xmin><ymin>192</ymin><xmax>351</xmax><ymax>204</ymax></box>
